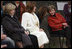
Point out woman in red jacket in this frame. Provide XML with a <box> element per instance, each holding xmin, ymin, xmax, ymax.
<box><xmin>48</xmin><ymin>5</ymin><xmax>71</xmax><ymax>48</ymax></box>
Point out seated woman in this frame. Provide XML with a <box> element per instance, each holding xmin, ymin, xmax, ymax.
<box><xmin>21</xmin><ymin>1</ymin><xmax>49</xmax><ymax>48</ymax></box>
<box><xmin>48</xmin><ymin>5</ymin><xmax>71</xmax><ymax>48</ymax></box>
<box><xmin>37</xmin><ymin>6</ymin><xmax>50</xmax><ymax>39</ymax></box>
<box><xmin>2</xmin><ymin>3</ymin><xmax>34</xmax><ymax>48</ymax></box>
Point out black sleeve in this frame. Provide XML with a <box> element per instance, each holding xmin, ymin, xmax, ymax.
<box><xmin>2</xmin><ymin>18</ymin><xmax>25</xmax><ymax>34</ymax></box>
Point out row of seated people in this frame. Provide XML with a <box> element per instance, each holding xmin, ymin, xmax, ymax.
<box><xmin>1</xmin><ymin>26</ymin><xmax>39</xmax><ymax>48</ymax></box>
<box><xmin>1</xmin><ymin>2</ymin><xmax>49</xmax><ymax>48</ymax></box>
<box><xmin>1</xmin><ymin>1</ymin><xmax>71</xmax><ymax>48</ymax></box>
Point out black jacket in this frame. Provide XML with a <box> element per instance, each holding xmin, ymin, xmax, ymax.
<box><xmin>2</xmin><ymin>14</ymin><xmax>32</xmax><ymax>47</ymax></box>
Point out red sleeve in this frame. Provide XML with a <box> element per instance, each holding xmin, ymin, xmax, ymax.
<box><xmin>48</xmin><ymin>18</ymin><xmax>62</xmax><ymax>29</ymax></box>
<box><xmin>58</xmin><ymin>13</ymin><xmax>66</xmax><ymax>23</ymax></box>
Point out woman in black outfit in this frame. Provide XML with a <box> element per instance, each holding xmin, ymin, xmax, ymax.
<box><xmin>2</xmin><ymin>3</ymin><xmax>38</xmax><ymax>48</ymax></box>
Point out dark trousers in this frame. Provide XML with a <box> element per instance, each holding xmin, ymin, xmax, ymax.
<box><xmin>1</xmin><ymin>37</ymin><xmax>15</xmax><ymax>48</ymax></box>
<box><xmin>24</xmin><ymin>35</ymin><xmax>39</xmax><ymax>48</ymax></box>
<box><xmin>15</xmin><ymin>34</ymin><xmax>39</xmax><ymax>48</ymax></box>
<box><xmin>52</xmin><ymin>27</ymin><xmax>71</xmax><ymax>48</ymax></box>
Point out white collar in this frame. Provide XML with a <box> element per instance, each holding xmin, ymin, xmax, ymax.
<box><xmin>11</xmin><ymin>16</ymin><xmax>13</xmax><ymax>18</ymax></box>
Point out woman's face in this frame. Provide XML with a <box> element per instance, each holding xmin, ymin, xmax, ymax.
<box><xmin>49</xmin><ymin>9</ymin><xmax>55</xmax><ymax>16</ymax></box>
<box><xmin>21</xmin><ymin>7</ymin><xmax>24</xmax><ymax>13</ymax></box>
<box><xmin>33</xmin><ymin>6</ymin><xmax>36</xmax><ymax>12</ymax></box>
<box><xmin>10</xmin><ymin>9</ymin><xmax>15</xmax><ymax>16</ymax></box>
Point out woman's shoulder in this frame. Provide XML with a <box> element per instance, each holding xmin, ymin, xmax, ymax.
<box><xmin>3</xmin><ymin>14</ymin><xmax>10</xmax><ymax>19</ymax></box>
<box><xmin>23</xmin><ymin>12</ymin><xmax>31</xmax><ymax>15</ymax></box>
<box><xmin>2</xmin><ymin>14</ymin><xmax>11</xmax><ymax>23</ymax></box>
<box><xmin>22</xmin><ymin>12</ymin><xmax>32</xmax><ymax>17</ymax></box>
<box><xmin>22</xmin><ymin>12</ymin><xmax>33</xmax><ymax>19</ymax></box>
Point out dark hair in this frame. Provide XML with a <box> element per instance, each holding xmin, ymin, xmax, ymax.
<box><xmin>26</xmin><ymin>1</ymin><xmax>36</xmax><ymax>13</ymax></box>
<box><xmin>38</xmin><ymin>6</ymin><xmax>48</xmax><ymax>19</ymax></box>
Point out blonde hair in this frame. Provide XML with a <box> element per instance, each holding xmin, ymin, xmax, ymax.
<box><xmin>4</xmin><ymin>3</ymin><xmax>16</xmax><ymax>14</ymax></box>
<box><xmin>48</xmin><ymin>5</ymin><xmax>56</xmax><ymax>12</ymax></box>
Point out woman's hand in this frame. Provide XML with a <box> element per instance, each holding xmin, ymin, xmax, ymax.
<box><xmin>1</xmin><ymin>45</ymin><xmax>7</xmax><ymax>48</ymax></box>
<box><xmin>24</xmin><ymin>31</ymin><xmax>29</xmax><ymax>35</ymax></box>
<box><xmin>39</xmin><ymin>28</ymin><xmax>44</xmax><ymax>32</ymax></box>
<box><xmin>1</xmin><ymin>34</ymin><xmax>7</xmax><ymax>40</ymax></box>
<box><xmin>62</xmin><ymin>23</ymin><xmax>69</xmax><ymax>28</ymax></box>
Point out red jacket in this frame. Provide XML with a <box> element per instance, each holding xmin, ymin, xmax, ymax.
<box><xmin>48</xmin><ymin>13</ymin><xmax>66</xmax><ymax>31</ymax></box>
